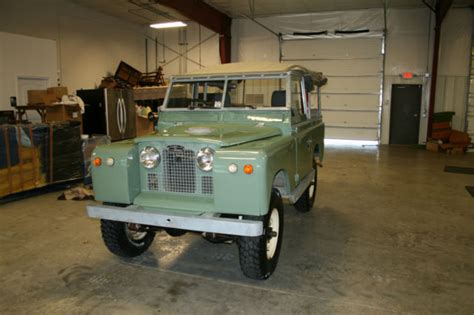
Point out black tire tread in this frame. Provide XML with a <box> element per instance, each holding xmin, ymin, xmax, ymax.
<box><xmin>294</xmin><ymin>166</ymin><xmax>318</xmax><ymax>213</ymax></box>
<box><xmin>100</xmin><ymin>220</ymin><xmax>155</xmax><ymax>257</ymax></box>
<box><xmin>238</xmin><ymin>236</ymin><xmax>267</xmax><ymax>279</ymax></box>
<box><xmin>238</xmin><ymin>189</ymin><xmax>283</xmax><ymax>280</ymax></box>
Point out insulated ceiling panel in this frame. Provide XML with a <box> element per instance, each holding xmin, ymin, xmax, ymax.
<box><xmin>204</xmin><ymin>0</ymin><xmax>473</xmax><ymax>18</ymax></box>
<box><xmin>72</xmin><ymin>0</ymin><xmax>474</xmax><ymax>26</ymax></box>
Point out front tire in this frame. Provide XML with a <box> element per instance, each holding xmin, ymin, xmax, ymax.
<box><xmin>294</xmin><ymin>163</ymin><xmax>318</xmax><ymax>213</ymax></box>
<box><xmin>100</xmin><ymin>220</ymin><xmax>155</xmax><ymax>257</ymax></box>
<box><xmin>238</xmin><ymin>189</ymin><xmax>284</xmax><ymax>280</ymax></box>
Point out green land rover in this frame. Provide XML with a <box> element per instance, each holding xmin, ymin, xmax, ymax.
<box><xmin>87</xmin><ymin>62</ymin><xmax>327</xmax><ymax>280</ymax></box>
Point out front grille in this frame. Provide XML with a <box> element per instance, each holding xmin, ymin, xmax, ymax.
<box><xmin>147</xmin><ymin>173</ymin><xmax>159</xmax><ymax>191</ymax></box>
<box><xmin>202</xmin><ymin>176</ymin><xmax>213</xmax><ymax>194</ymax></box>
<box><xmin>163</xmin><ymin>146</ymin><xmax>196</xmax><ymax>193</ymax></box>
<box><xmin>145</xmin><ymin>144</ymin><xmax>214</xmax><ymax>196</ymax></box>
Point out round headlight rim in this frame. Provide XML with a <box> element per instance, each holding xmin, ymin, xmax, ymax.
<box><xmin>139</xmin><ymin>146</ymin><xmax>161</xmax><ymax>169</ymax></box>
<box><xmin>196</xmin><ymin>147</ymin><xmax>215</xmax><ymax>172</ymax></box>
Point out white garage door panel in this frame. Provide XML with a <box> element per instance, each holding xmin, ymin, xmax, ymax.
<box><xmin>282</xmin><ymin>36</ymin><xmax>383</xmax><ymax>141</ymax></box>
<box><xmin>300</xmin><ymin>59</ymin><xmax>382</xmax><ymax>76</ymax></box>
<box><xmin>322</xmin><ymin>94</ymin><xmax>379</xmax><ymax>110</ymax></box>
<box><xmin>282</xmin><ymin>38</ymin><xmax>382</xmax><ymax>59</ymax></box>
<box><xmin>323</xmin><ymin>111</ymin><xmax>379</xmax><ymax>127</ymax></box>
<box><xmin>325</xmin><ymin>127</ymin><xmax>378</xmax><ymax>141</ymax></box>
<box><xmin>322</xmin><ymin>76</ymin><xmax>381</xmax><ymax>93</ymax></box>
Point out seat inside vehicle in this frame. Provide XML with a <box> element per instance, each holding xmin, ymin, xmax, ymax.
<box><xmin>271</xmin><ymin>90</ymin><xmax>286</xmax><ymax>107</ymax></box>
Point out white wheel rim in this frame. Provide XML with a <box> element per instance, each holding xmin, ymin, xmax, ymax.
<box><xmin>309</xmin><ymin>182</ymin><xmax>315</xmax><ymax>199</ymax></box>
<box><xmin>266</xmin><ymin>208</ymin><xmax>279</xmax><ymax>260</ymax></box>
<box><xmin>125</xmin><ymin>224</ymin><xmax>147</xmax><ymax>242</ymax></box>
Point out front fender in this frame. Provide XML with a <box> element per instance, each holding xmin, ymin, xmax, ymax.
<box><xmin>91</xmin><ymin>141</ymin><xmax>140</xmax><ymax>204</ymax></box>
<box><xmin>213</xmin><ymin>136</ymin><xmax>295</xmax><ymax>216</ymax></box>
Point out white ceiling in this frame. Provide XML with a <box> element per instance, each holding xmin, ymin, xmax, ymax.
<box><xmin>72</xmin><ymin>0</ymin><xmax>188</xmax><ymax>25</ymax></box>
<box><xmin>73</xmin><ymin>0</ymin><xmax>474</xmax><ymax>25</ymax></box>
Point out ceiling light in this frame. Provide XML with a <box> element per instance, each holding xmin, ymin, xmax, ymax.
<box><xmin>150</xmin><ymin>21</ymin><xmax>187</xmax><ymax>29</ymax></box>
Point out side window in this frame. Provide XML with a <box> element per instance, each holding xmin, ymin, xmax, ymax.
<box><xmin>291</xmin><ymin>78</ymin><xmax>304</xmax><ymax>116</ymax></box>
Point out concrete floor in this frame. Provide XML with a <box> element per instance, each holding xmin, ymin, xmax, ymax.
<box><xmin>0</xmin><ymin>145</ymin><xmax>473</xmax><ymax>314</ymax></box>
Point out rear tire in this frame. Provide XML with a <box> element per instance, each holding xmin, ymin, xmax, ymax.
<box><xmin>294</xmin><ymin>164</ymin><xmax>318</xmax><ymax>213</ymax></box>
<box><xmin>238</xmin><ymin>189</ymin><xmax>284</xmax><ymax>280</ymax></box>
<box><xmin>100</xmin><ymin>220</ymin><xmax>155</xmax><ymax>257</ymax></box>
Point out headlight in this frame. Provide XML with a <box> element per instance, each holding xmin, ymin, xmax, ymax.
<box><xmin>140</xmin><ymin>146</ymin><xmax>160</xmax><ymax>169</ymax></box>
<box><xmin>196</xmin><ymin>147</ymin><xmax>215</xmax><ymax>172</ymax></box>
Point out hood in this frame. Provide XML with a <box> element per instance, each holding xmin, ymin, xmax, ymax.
<box><xmin>137</xmin><ymin>123</ymin><xmax>281</xmax><ymax>147</ymax></box>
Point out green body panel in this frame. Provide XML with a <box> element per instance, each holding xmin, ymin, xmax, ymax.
<box><xmin>90</xmin><ymin>72</ymin><xmax>325</xmax><ymax>217</ymax></box>
<box><xmin>91</xmin><ymin>141</ymin><xmax>140</xmax><ymax>204</ymax></box>
<box><xmin>138</xmin><ymin>122</ymin><xmax>282</xmax><ymax>147</ymax></box>
<box><xmin>92</xmin><ymin>116</ymin><xmax>324</xmax><ymax>215</ymax></box>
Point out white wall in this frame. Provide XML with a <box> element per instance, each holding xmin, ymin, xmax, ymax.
<box><xmin>0</xmin><ymin>32</ymin><xmax>57</xmax><ymax>112</ymax></box>
<box><xmin>231</xmin><ymin>8</ymin><xmax>473</xmax><ymax>144</ymax></box>
<box><xmin>382</xmin><ymin>8</ymin><xmax>433</xmax><ymax>144</ymax></box>
<box><xmin>382</xmin><ymin>8</ymin><xmax>472</xmax><ymax>143</ymax></box>
<box><xmin>145</xmin><ymin>22</ymin><xmax>220</xmax><ymax>78</ymax></box>
<box><xmin>0</xmin><ymin>0</ymin><xmax>221</xmax><ymax>105</ymax></box>
<box><xmin>0</xmin><ymin>0</ymin><xmax>147</xmax><ymax>100</ymax></box>
<box><xmin>436</xmin><ymin>8</ymin><xmax>472</xmax><ymax>131</ymax></box>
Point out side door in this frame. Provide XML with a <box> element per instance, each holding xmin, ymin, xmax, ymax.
<box><xmin>290</xmin><ymin>76</ymin><xmax>315</xmax><ymax>185</ymax></box>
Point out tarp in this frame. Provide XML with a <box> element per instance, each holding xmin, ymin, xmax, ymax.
<box><xmin>254</xmin><ymin>8</ymin><xmax>384</xmax><ymax>39</ymax></box>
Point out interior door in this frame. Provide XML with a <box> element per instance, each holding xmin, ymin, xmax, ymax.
<box><xmin>389</xmin><ymin>84</ymin><xmax>422</xmax><ymax>144</ymax></box>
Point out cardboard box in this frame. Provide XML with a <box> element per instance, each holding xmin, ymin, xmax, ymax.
<box><xmin>426</xmin><ymin>140</ymin><xmax>440</xmax><ymax>152</ymax></box>
<box><xmin>43</xmin><ymin>93</ymin><xmax>59</xmax><ymax>105</ymax></box>
<box><xmin>45</xmin><ymin>104</ymin><xmax>82</xmax><ymax>132</ymax></box>
<box><xmin>27</xmin><ymin>90</ymin><xmax>47</xmax><ymax>104</ymax></box>
<box><xmin>47</xmin><ymin>86</ymin><xmax>68</xmax><ymax>101</ymax></box>
<box><xmin>136</xmin><ymin>116</ymin><xmax>155</xmax><ymax>137</ymax></box>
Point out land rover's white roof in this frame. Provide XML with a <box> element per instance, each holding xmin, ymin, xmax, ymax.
<box><xmin>176</xmin><ymin>62</ymin><xmax>310</xmax><ymax>77</ymax></box>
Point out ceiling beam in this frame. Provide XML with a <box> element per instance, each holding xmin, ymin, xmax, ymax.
<box><xmin>152</xmin><ymin>0</ymin><xmax>232</xmax><ymax>63</ymax></box>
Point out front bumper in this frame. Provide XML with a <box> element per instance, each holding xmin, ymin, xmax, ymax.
<box><xmin>86</xmin><ymin>204</ymin><xmax>263</xmax><ymax>237</ymax></box>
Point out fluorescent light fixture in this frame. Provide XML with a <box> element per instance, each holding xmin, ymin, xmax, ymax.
<box><xmin>150</xmin><ymin>21</ymin><xmax>187</xmax><ymax>29</ymax></box>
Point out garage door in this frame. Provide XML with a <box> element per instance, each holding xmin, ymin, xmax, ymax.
<box><xmin>281</xmin><ymin>37</ymin><xmax>383</xmax><ymax>141</ymax></box>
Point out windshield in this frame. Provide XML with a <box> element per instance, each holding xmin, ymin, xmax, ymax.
<box><xmin>166</xmin><ymin>78</ymin><xmax>288</xmax><ymax>109</ymax></box>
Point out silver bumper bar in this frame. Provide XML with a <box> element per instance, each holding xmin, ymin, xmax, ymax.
<box><xmin>87</xmin><ymin>204</ymin><xmax>263</xmax><ymax>237</ymax></box>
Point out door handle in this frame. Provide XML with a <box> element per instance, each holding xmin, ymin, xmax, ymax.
<box><xmin>414</xmin><ymin>113</ymin><xmax>419</xmax><ymax>118</ymax></box>
<box><xmin>121</xmin><ymin>98</ymin><xmax>127</xmax><ymax>134</ymax></box>
<box><xmin>306</xmin><ymin>138</ymin><xmax>313</xmax><ymax>149</ymax></box>
<box><xmin>119</xmin><ymin>98</ymin><xmax>125</xmax><ymax>137</ymax></box>
<box><xmin>116</xmin><ymin>99</ymin><xmax>122</xmax><ymax>134</ymax></box>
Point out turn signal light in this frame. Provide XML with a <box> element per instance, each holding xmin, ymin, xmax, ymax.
<box><xmin>93</xmin><ymin>157</ymin><xmax>102</xmax><ymax>167</ymax></box>
<box><xmin>243</xmin><ymin>164</ymin><xmax>253</xmax><ymax>174</ymax></box>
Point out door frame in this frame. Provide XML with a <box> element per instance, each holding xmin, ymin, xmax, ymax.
<box><xmin>389</xmin><ymin>83</ymin><xmax>423</xmax><ymax>145</ymax></box>
<box><xmin>16</xmin><ymin>75</ymin><xmax>51</xmax><ymax>102</ymax></box>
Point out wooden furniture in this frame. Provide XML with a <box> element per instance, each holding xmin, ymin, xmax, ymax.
<box><xmin>15</xmin><ymin>104</ymin><xmax>81</xmax><ymax>126</ymax></box>
<box><xmin>45</xmin><ymin>104</ymin><xmax>82</xmax><ymax>124</ymax></box>
<box><xmin>16</xmin><ymin>104</ymin><xmax>48</xmax><ymax>122</ymax></box>
<box><xmin>133</xmin><ymin>86</ymin><xmax>168</xmax><ymax>101</ymax></box>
